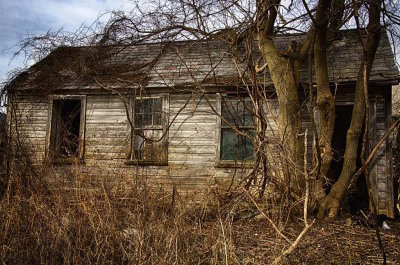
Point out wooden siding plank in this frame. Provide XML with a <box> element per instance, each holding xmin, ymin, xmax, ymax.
<box><xmin>10</xmin><ymin>96</ymin><xmax>49</xmax><ymax>163</ymax></box>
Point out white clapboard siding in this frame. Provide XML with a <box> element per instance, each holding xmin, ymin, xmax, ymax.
<box><xmin>168</xmin><ymin>93</ymin><xmax>218</xmax><ymax>167</ymax></box>
<box><xmin>85</xmin><ymin>95</ymin><xmax>128</xmax><ymax>162</ymax></box>
<box><xmin>9</xmin><ymin>96</ymin><xmax>49</xmax><ymax>163</ymax></box>
<box><xmin>372</xmin><ymin>95</ymin><xmax>393</xmax><ymax>217</ymax></box>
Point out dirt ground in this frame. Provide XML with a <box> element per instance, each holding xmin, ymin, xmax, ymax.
<box><xmin>232</xmin><ymin>216</ymin><xmax>400</xmax><ymax>264</ymax></box>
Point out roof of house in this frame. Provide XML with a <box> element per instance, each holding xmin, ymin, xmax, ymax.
<box><xmin>6</xmin><ymin>29</ymin><xmax>400</xmax><ymax>92</ymax></box>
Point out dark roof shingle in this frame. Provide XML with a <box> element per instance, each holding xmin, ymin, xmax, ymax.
<box><xmin>7</xmin><ymin>29</ymin><xmax>399</xmax><ymax>91</ymax></box>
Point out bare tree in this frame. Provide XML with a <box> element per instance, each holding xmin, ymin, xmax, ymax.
<box><xmin>2</xmin><ymin>0</ymin><xmax>400</xmax><ymax>221</ymax></box>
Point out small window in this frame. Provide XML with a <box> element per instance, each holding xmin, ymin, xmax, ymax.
<box><xmin>220</xmin><ymin>95</ymin><xmax>254</xmax><ymax>161</ymax></box>
<box><xmin>128</xmin><ymin>96</ymin><xmax>168</xmax><ymax>164</ymax></box>
<box><xmin>49</xmin><ymin>98</ymin><xmax>84</xmax><ymax>162</ymax></box>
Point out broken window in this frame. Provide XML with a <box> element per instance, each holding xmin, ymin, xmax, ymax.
<box><xmin>49</xmin><ymin>99</ymin><xmax>83</xmax><ymax>161</ymax></box>
<box><xmin>128</xmin><ymin>96</ymin><xmax>168</xmax><ymax>164</ymax></box>
<box><xmin>220</xmin><ymin>95</ymin><xmax>254</xmax><ymax>161</ymax></box>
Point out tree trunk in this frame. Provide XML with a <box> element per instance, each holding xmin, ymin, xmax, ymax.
<box><xmin>258</xmin><ymin>37</ymin><xmax>305</xmax><ymax>196</ymax></box>
<box><xmin>318</xmin><ymin>0</ymin><xmax>382</xmax><ymax>218</ymax></box>
<box><xmin>313</xmin><ymin>0</ymin><xmax>336</xmax><ymax>204</ymax></box>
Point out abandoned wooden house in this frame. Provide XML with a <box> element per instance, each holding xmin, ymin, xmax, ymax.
<box><xmin>4</xmin><ymin>29</ymin><xmax>399</xmax><ymax>217</ymax></box>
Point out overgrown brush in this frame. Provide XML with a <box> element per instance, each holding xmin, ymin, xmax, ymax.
<box><xmin>2</xmin><ymin>161</ymin><xmax>399</xmax><ymax>264</ymax></box>
<box><xmin>0</xmin><ymin>163</ymin><xmax>246</xmax><ymax>264</ymax></box>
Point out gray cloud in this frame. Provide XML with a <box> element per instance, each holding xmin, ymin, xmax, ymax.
<box><xmin>0</xmin><ymin>0</ymin><xmax>133</xmax><ymax>82</ymax></box>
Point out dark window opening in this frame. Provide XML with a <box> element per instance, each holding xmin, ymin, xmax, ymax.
<box><xmin>220</xmin><ymin>95</ymin><xmax>254</xmax><ymax>161</ymax></box>
<box><xmin>50</xmin><ymin>99</ymin><xmax>82</xmax><ymax>160</ymax></box>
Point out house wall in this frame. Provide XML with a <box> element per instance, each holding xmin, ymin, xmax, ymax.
<box><xmin>7</xmin><ymin>92</ymin><xmax>254</xmax><ymax>196</ymax></box>
<box><xmin>6</xmin><ymin>87</ymin><xmax>394</xmax><ymax>215</ymax></box>
<box><xmin>7</xmin><ymin>94</ymin><xmax>49</xmax><ymax>163</ymax></box>
<box><xmin>83</xmin><ymin>93</ymin><xmax>248</xmax><ymax>193</ymax></box>
<box><xmin>369</xmin><ymin>87</ymin><xmax>394</xmax><ymax>217</ymax></box>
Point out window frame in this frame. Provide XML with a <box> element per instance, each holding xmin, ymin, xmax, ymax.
<box><xmin>46</xmin><ymin>95</ymin><xmax>86</xmax><ymax>164</ymax></box>
<box><xmin>215</xmin><ymin>93</ymin><xmax>255</xmax><ymax>168</ymax></box>
<box><xmin>125</xmin><ymin>94</ymin><xmax>169</xmax><ymax>166</ymax></box>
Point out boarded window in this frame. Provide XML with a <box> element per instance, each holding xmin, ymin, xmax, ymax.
<box><xmin>50</xmin><ymin>99</ymin><xmax>82</xmax><ymax>160</ymax></box>
<box><xmin>129</xmin><ymin>97</ymin><xmax>167</xmax><ymax>163</ymax></box>
<box><xmin>220</xmin><ymin>95</ymin><xmax>254</xmax><ymax>160</ymax></box>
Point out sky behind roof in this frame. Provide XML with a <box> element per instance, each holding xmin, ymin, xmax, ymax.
<box><xmin>0</xmin><ymin>0</ymin><xmax>134</xmax><ymax>83</ymax></box>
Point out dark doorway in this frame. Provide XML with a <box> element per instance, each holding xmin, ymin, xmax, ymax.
<box><xmin>50</xmin><ymin>99</ymin><xmax>82</xmax><ymax>159</ymax></box>
<box><xmin>326</xmin><ymin>104</ymin><xmax>369</xmax><ymax>213</ymax></box>
<box><xmin>326</xmin><ymin>105</ymin><xmax>353</xmax><ymax>185</ymax></box>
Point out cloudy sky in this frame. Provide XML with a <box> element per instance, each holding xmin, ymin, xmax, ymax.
<box><xmin>0</xmin><ymin>0</ymin><xmax>134</xmax><ymax>83</ymax></box>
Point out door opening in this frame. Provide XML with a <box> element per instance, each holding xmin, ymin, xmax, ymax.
<box><xmin>326</xmin><ymin>104</ymin><xmax>369</xmax><ymax>213</ymax></box>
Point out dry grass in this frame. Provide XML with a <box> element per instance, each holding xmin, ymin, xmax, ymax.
<box><xmin>0</xmin><ymin>163</ymin><xmax>243</xmax><ymax>264</ymax></box>
<box><xmin>232</xmin><ymin>217</ymin><xmax>400</xmax><ymax>264</ymax></box>
<box><xmin>1</xmin><ymin>163</ymin><xmax>400</xmax><ymax>264</ymax></box>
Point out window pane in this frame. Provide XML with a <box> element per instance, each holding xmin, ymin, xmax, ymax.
<box><xmin>153</xmin><ymin>98</ymin><xmax>162</xmax><ymax>112</ymax></box>
<box><xmin>221</xmin><ymin>129</ymin><xmax>236</xmax><ymax>160</ymax></box>
<box><xmin>221</xmin><ymin>99</ymin><xmax>236</xmax><ymax>126</ymax></box>
<box><xmin>144</xmin><ymin>99</ymin><xmax>152</xmax><ymax>114</ymax></box>
<box><xmin>222</xmin><ymin>97</ymin><xmax>253</xmax><ymax>127</ymax></box>
<box><xmin>243</xmin><ymin>130</ymin><xmax>254</xmax><ymax>159</ymax></box>
<box><xmin>135</xmin><ymin>100</ymin><xmax>144</xmax><ymax>114</ymax></box>
<box><xmin>134</xmin><ymin>98</ymin><xmax>163</xmax><ymax>127</ymax></box>
<box><xmin>221</xmin><ymin>128</ymin><xmax>254</xmax><ymax>160</ymax></box>
<box><xmin>134</xmin><ymin>113</ymin><xmax>141</xmax><ymax>126</ymax></box>
<box><xmin>144</xmin><ymin>113</ymin><xmax>152</xmax><ymax>125</ymax></box>
<box><xmin>242</xmin><ymin>100</ymin><xmax>253</xmax><ymax>126</ymax></box>
<box><xmin>135</xmin><ymin>113</ymin><xmax>152</xmax><ymax>126</ymax></box>
<box><xmin>153</xmin><ymin>112</ymin><xmax>162</xmax><ymax>125</ymax></box>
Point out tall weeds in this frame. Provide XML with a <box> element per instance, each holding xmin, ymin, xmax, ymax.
<box><xmin>0</xmin><ymin>162</ymin><xmax>245</xmax><ymax>264</ymax></box>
